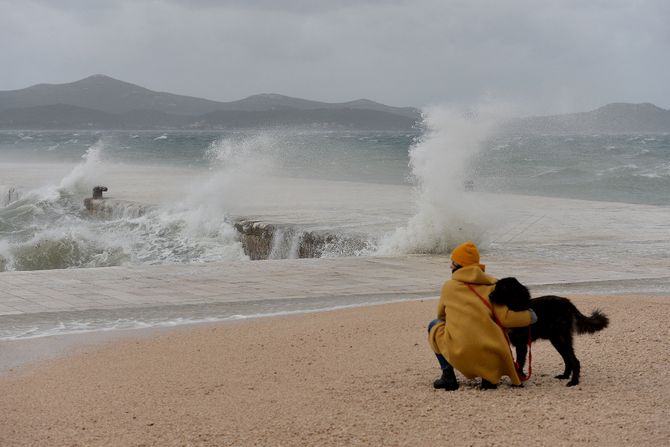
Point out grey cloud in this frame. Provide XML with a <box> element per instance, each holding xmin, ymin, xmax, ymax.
<box><xmin>1</xmin><ymin>0</ymin><xmax>668</xmax><ymax>114</ymax></box>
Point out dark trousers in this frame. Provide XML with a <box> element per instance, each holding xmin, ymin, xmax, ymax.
<box><xmin>428</xmin><ymin>319</ymin><xmax>451</xmax><ymax>370</ymax></box>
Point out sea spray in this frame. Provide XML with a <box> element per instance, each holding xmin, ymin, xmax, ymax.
<box><xmin>196</xmin><ymin>133</ymin><xmax>279</xmax><ymax>211</ymax></box>
<box><xmin>138</xmin><ymin>133</ymin><xmax>290</xmax><ymax>263</ymax></box>
<box><xmin>378</xmin><ymin>106</ymin><xmax>501</xmax><ymax>255</ymax></box>
<box><xmin>58</xmin><ymin>139</ymin><xmax>107</xmax><ymax>195</ymax></box>
<box><xmin>174</xmin><ymin>134</ymin><xmax>279</xmax><ymax>258</ymax></box>
<box><xmin>0</xmin><ymin>136</ymin><xmax>254</xmax><ymax>270</ymax></box>
<box><xmin>0</xmin><ymin>239</ymin><xmax>9</xmax><ymax>271</ymax></box>
<box><xmin>98</xmin><ymin>135</ymin><xmax>266</xmax><ymax>263</ymax></box>
<box><xmin>205</xmin><ymin>133</ymin><xmax>278</xmax><ymax>168</ymax></box>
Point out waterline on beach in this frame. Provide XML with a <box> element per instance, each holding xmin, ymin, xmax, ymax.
<box><xmin>0</xmin><ymin>293</ymin><xmax>431</xmax><ymax>342</ymax></box>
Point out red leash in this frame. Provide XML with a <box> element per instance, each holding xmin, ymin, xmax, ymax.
<box><xmin>466</xmin><ymin>284</ymin><xmax>532</xmax><ymax>382</ymax></box>
<box><xmin>524</xmin><ymin>326</ymin><xmax>532</xmax><ymax>381</ymax></box>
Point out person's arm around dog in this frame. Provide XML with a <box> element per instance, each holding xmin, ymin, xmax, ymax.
<box><xmin>493</xmin><ymin>304</ymin><xmax>537</xmax><ymax>327</ymax></box>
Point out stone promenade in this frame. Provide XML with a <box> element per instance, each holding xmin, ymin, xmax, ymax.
<box><xmin>0</xmin><ymin>256</ymin><xmax>453</xmax><ymax>316</ymax></box>
<box><xmin>2</xmin><ymin>253</ymin><xmax>668</xmax><ymax>318</ymax></box>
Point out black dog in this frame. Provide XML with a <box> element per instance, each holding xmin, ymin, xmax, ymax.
<box><xmin>489</xmin><ymin>277</ymin><xmax>609</xmax><ymax>386</ymax></box>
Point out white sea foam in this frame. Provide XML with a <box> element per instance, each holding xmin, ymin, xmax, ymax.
<box><xmin>0</xmin><ymin>137</ymin><xmax>255</xmax><ymax>271</ymax></box>
<box><xmin>378</xmin><ymin>105</ymin><xmax>504</xmax><ymax>255</ymax></box>
<box><xmin>602</xmin><ymin>164</ymin><xmax>639</xmax><ymax>174</ymax></box>
<box><xmin>58</xmin><ymin>139</ymin><xmax>107</xmax><ymax>194</ymax></box>
<box><xmin>196</xmin><ymin>133</ymin><xmax>278</xmax><ymax>211</ymax></box>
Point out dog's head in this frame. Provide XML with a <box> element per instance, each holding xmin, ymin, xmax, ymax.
<box><xmin>489</xmin><ymin>277</ymin><xmax>531</xmax><ymax>311</ymax></box>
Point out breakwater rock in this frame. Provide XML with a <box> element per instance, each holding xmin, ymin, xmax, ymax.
<box><xmin>83</xmin><ymin>198</ymin><xmax>151</xmax><ymax>219</ymax></box>
<box><xmin>233</xmin><ymin>220</ymin><xmax>372</xmax><ymax>260</ymax></box>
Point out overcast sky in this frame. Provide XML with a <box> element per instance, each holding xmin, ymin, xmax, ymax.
<box><xmin>1</xmin><ymin>0</ymin><xmax>668</xmax><ymax>113</ymax></box>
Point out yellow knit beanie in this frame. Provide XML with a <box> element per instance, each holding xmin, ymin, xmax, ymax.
<box><xmin>451</xmin><ymin>241</ymin><xmax>485</xmax><ymax>270</ymax></box>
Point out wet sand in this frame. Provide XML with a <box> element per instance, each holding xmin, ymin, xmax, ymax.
<box><xmin>0</xmin><ymin>294</ymin><xmax>668</xmax><ymax>446</ymax></box>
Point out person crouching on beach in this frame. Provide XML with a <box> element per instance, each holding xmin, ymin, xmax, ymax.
<box><xmin>427</xmin><ymin>241</ymin><xmax>537</xmax><ymax>390</ymax></box>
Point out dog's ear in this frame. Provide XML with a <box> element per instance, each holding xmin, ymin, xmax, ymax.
<box><xmin>490</xmin><ymin>277</ymin><xmax>517</xmax><ymax>304</ymax></box>
<box><xmin>489</xmin><ymin>276</ymin><xmax>523</xmax><ymax>304</ymax></box>
<box><xmin>490</xmin><ymin>277</ymin><xmax>531</xmax><ymax>311</ymax></box>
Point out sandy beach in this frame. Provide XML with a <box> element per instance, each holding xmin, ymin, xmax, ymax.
<box><xmin>0</xmin><ymin>294</ymin><xmax>668</xmax><ymax>446</ymax></box>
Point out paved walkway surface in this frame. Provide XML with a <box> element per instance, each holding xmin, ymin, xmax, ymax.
<box><xmin>0</xmin><ymin>256</ymin><xmax>453</xmax><ymax>316</ymax></box>
<box><xmin>2</xmin><ymin>253</ymin><xmax>668</xmax><ymax>318</ymax></box>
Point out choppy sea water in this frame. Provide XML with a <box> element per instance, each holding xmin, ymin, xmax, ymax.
<box><xmin>0</xmin><ymin>130</ymin><xmax>417</xmax><ymax>270</ymax></box>
<box><xmin>1</xmin><ymin>125</ymin><xmax>669</xmax><ymax>271</ymax></box>
<box><xmin>0</xmin><ymin>113</ymin><xmax>669</xmax><ymax>340</ymax></box>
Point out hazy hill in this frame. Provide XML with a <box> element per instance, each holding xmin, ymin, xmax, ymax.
<box><xmin>0</xmin><ymin>104</ymin><xmax>187</xmax><ymax>129</ymax></box>
<box><xmin>0</xmin><ymin>75</ymin><xmax>227</xmax><ymax>116</ymax></box>
<box><xmin>217</xmin><ymin>93</ymin><xmax>418</xmax><ymax>119</ymax></box>
<box><xmin>1</xmin><ymin>75</ymin><xmax>668</xmax><ymax>132</ymax></box>
<box><xmin>0</xmin><ymin>104</ymin><xmax>121</xmax><ymax>128</ymax></box>
<box><xmin>0</xmin><ymin>75</ymin><xmax>420</xmax><ymax>129</ymax></box>
<box><xmin>504</xmin><ymin>103</ymin><xmax>670</xmax><ymax>134</ymax></box>
<box><xmin>196</xmin><ymin>108</ymin><xmax>417</xmax><ymax>130</ymax></box>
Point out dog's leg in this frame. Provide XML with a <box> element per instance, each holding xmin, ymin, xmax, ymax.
<box><xmin>550</xmin><ymin>336</ymin><xmax>574</xmax><ymax>381</ymax></box>
<box><xmin>514</xmin><ymin>341</ymin><xmax>528</xmax><ymax>378</ymax></box>
<box><xmin>567</xmin><ymin>356</ymin><xmax>580</xmax><ymax>387</ymax></box>
<box><xmin>551</xmin><ymin>333</ymin><xmax>581</xmax><ymax>386</ymax></box>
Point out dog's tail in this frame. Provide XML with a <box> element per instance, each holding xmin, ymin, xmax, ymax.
<box><xmin>574</xmin><ymin>308</ymin><xmax>609</xmax><ymax>334</ymax></box>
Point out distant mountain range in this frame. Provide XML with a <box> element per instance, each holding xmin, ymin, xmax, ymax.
<box><xmin>0</xmin><ymin>75</ymin><xmax>668</xmax><ymax>133</ymax></box>
<box><xmin>501</xmin><ymin>102</ymin><xmax>670</xmax><ymax>134</ymax></box>
<box><xmin>0</xmin><ymin>75</ymin><xmax>420</xmax><ymax>130</ymax></box>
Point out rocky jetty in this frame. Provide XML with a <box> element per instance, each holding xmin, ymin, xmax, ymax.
<box><xmin>233</xmin><ymin>220</ymin><xmax>371</xmax><ymax>260</ymax></box>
